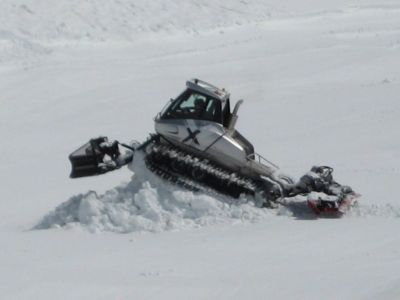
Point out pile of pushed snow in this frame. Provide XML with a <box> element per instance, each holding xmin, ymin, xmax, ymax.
<box><xmin>35</xmin><ymin>153</ymin><xmax>272</xmax><ymax>233</ymax></box>
<box><xmin>35</xmin><ymin>152</ymin><xmax>400</xmax><ymax>233</ymax></box>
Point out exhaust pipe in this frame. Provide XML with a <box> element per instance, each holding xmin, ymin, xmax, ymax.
<box><xmin>227</xmin><ymin>99</ymin><xmax>243</xmax><ymax>132</ymax></box>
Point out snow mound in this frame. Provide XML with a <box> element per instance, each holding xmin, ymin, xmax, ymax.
<box><xmin>35</xmin><ymin>153</ymin><xmax>271</xmax><ymax>233</ymax></box>
<box><xmin>35</xmin><ymin>154</ymin><xmax>399</xmax><ymax>233</ymax></box>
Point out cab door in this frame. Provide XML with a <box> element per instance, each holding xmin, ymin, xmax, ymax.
<box><xmin>156</xmin><ymin>89</ymin><xmax>224</xmax><ymax>152</ymax></box>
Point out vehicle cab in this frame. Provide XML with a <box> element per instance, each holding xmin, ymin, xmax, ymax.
<box><xmin>155</xmin><ymin>79</ymin><xmax>256</xmax><ymax>174</ymax></box>
<box><xmin>159</xmin><ymin>79</ymin><xmax>232</xmax><ymax>127</ymax></box>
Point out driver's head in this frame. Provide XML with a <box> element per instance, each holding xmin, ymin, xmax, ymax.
<box><xmin>194</xmin><ymin>98</ymin><xmax>205</xmax><ymax>110</ymax></box>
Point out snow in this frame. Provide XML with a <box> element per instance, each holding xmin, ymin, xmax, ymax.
<box><xmin>35</xmin><ymin>153</ymin><xmax>269</xmax><ymax>233</ymax></box>
<box><xmin>1</xmin><ymin>1</ymin><xmax>400</xmax><ymax>299</ymax></box>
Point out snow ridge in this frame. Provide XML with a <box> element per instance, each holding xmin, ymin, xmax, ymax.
<box><xmin>0</xmin><ymin>0</ymin><xmax>273</xmax><ymax>43</ymax></box>
<box><xmin>35</xmin><ymin>153</ymin><xmax>271</xmax><ymax>233</ymax></box>
<box><xmin>35</xmin><ymin>153</ymin><xmax>400</xmax><ymax>233</ymax></box>
<box><xmin>0</xmin><ymin>0</ymin><xmax>274</xmax><ymax>63</ymax></box>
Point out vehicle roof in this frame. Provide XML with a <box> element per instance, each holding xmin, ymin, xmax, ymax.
<box><xmin>186</xmin><ymin>78</ymin><xmax>230</xmax><ymax>102</ymax></box>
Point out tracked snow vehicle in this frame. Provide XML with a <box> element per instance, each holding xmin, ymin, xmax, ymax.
<box><xmin>69</xmin><ymin>79</ymin><xmax>358</xmax><ymax>210</ymax></box>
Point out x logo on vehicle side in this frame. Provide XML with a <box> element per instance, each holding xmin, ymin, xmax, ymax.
<box><xmin>182</xmin><ymin>128</ymin><xmax>200</xmax><ymax>145</ymax></box>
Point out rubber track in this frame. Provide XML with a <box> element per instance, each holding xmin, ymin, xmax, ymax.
<box><xmin>143</xmin><ymin>141</ymin><xmax>261</xmax><ymax>199</ymax></box>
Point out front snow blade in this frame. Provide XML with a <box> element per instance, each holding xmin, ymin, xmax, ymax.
<box><xmin>69</xmin><ymin>137</ymin><xmax>133</xmax><ymax>178</ymax></box>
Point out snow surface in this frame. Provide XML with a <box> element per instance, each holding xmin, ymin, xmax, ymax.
<box><xmin>1</xmin><ymin>1</ymin><xmax>400</xmax><ymax>299</ymax></box>
<box><xmin>35</xmin><ymin>152</ymin><xmax>272</xmax><ymax>233</ymax></box>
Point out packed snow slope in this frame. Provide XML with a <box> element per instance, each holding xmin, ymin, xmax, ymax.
<box><xmin>1</xmin><ymin>0</ymin><xmax>397</xmax><ymax>62</ymax></box>
<box><xmin>1</xmin><ymin>1</ymin><xmax>400</xmax><ymax>299</ymax></box>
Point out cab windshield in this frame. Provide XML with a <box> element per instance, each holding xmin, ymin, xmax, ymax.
<box><xmin>162</xmin><ymin>89</ymin><xmax>222</xmax><ymax>124</ymax></box>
